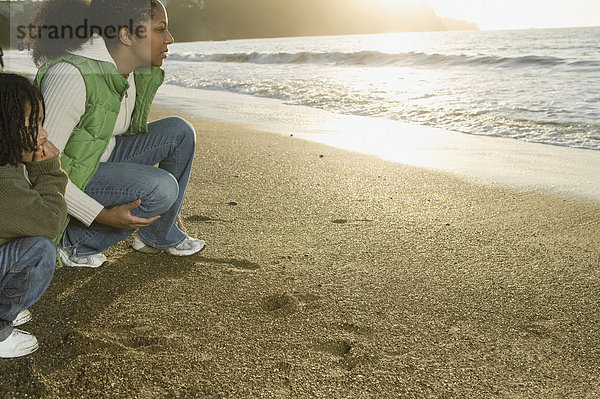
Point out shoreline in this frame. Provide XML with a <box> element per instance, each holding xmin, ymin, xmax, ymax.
<box><xmin>155</xmin><ymin>84</ymin><xmax>600</xmax><ymax>204</ymax></box>
<box><xmin>1</xmin><ymin>104</ymin><xmax>599</xmax><ymax>397</ymax></box>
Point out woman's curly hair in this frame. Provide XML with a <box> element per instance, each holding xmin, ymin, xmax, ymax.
<box><xmin>31</xmin><ymin>0</ymin><xmax>159</xmax><ymax>66</ymax></box>
<box><xmin>0</xmin><ymin>73</ymin><xmax>45</xmax><ymax>166</ymax></box>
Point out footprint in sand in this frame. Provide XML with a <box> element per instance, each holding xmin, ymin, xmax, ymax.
<box><xmin>260</xmin><ymin>293</ymin><xmax>298</xmax><ymax>314</ymax></box>
<box><xmin>120</xmin><ymin>335</ymin><xmax>169</xmax><ymax>350</ymax></box>
<box><xmin>198</xmin><ymin>256</ymin><xmax>260</xmax><ymax>271</ymax></box>
<box><xmin>316</xmin><ymin>339</ymin><xmax>352</xmax><ymax>356</ymax></box>
<box><xmin>519</xmin><ymin>319</ymin><xmax>557</xmax><ymax>338</ymax></box>
<box><xmin>274</xmin><ymin>361</ymin><xmax>292</xmax><ymax>373</ymax></box>
<box><xmin>314</xmin><ymin>322</ymin><xmax>376</xmax><ymax>370</ymax></box>
<box><xmin>104</xmin><ymin>325</ymin><xmax>178</xmax><ymax>353</ymax></box>
<box><xmin>336</xmin><ymin>321</ymin><xmax>372</xmax><ymax>336</ymax></box>
<box><xmin>260</xmin><ymin>292</ymin><xmax>322</xmax><ymax>315</ymax></box>
<box><xmin>315</xmin><ymin>337</ymin><xmax>376</xmax><ymax>371</ymax></box>
<box><xmin>228</xmin><ymin>259</ymin><xmax>260</xmax><ymax>270</ymax></box>
<box><xmin>184</xmin><ymin>215</ymin><xmax>228</xmax><ymax>223</ymax></box>
<box><xmin>332</xmin><ymin>218</ymin><xmax>373</xmax><ymax>224</ymax></box>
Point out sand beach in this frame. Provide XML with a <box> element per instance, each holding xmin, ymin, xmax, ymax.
<box><xmin>1</xmin><ymin>105</ymin><xmax>599</xmax><ymax>398</ymax></box>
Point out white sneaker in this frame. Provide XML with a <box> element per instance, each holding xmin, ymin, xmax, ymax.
<box><xmin>132</xmin><ymin>235</ymin><xmax>206</xmax><ymax>256</ymax></box>
<box><xmin>58</xmin><ymin>247</ymin><xmax>106</xmax><ymax>268</ymax></box>
<box><xmin>0</xmin><ymin>329</ymin><xmax>39</xmax><ymax>358</ymax></box>
<box><xmin>13</xmin><ymin>309</ymin><xmax>32</xmax><ymax>327</ymax></box>
<box><xmin>166</xmin><ymin>237</ymin><xmax>206</xmax><ymax>256</ymax></box>
<box><xmin>132</xmin><ymin>236</ymin><xmax>161</xmax><ymax>254</ymax></box>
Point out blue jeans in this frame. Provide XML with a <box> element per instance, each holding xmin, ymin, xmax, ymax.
<box><xmin>0</xmin><ymin>237</ymin><xmax>56</xmax><ymax>342</ymax></box>
<box><xmin>62</xmin><ymin>117</ymin><xmax>196</xmax><ymax>256</ymax></box>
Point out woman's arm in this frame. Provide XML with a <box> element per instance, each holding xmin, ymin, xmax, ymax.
<box><xmin>41</xmin><ymin>62</ymin><xmax>106</xmax><ymax>226</ymax></box>
<box><xmin>40</xmin><ymin>63</ymin><xmax>86</xmax><ymax>157</ymax></box>
<box><xmin>41</xmin><ymin>63</ymin><xmax>160</xmax><ymax>231</ymax></box>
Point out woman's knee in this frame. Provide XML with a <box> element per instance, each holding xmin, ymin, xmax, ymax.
<box><xmin>166</xmin><ymin>117</ymin><xmax>196</xmax><ymax>148</ymax></box>
<box><xmin>139</xmin><ymin>169</ymin><xmax>179</xmax><ymax>216</ymax></box>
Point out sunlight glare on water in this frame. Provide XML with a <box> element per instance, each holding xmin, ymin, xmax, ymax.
<box><xmin>161</xmin><ymin>27</ymin><xmax>600</xmax><ymax>150</ymax></box>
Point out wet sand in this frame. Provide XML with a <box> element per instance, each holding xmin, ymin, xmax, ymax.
<box><xmin>1</xmin><ymin>106</ymin><xmax>599</xmax><ymax>398</ymax></box>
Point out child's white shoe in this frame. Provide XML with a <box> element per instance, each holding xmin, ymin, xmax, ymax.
<box><xmin>0</xmin><ymin>329</ymin><xmax>39</xmax><ymax>358</ymax></box>
<box><xmin>13</xmin><ymin>309</ymin><xmax>31</xmax><ymax>327</ymax></box>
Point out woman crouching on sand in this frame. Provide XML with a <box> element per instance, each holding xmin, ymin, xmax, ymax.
<box><xmin>30</xmin><ymin>0</ymin><xmax>205</xmax><ymax>267</ymax></box>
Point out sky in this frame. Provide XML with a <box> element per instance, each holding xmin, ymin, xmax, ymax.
<box><xmin>421</xmin><ymin>0</ymin><xmax>600</xmax><ymax>30</ymax></box>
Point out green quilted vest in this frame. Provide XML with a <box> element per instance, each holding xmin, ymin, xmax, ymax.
<box><xmin>34</xmin><ymin>54</ymin><xmax>165</xmax><ymax>191</ymax></box>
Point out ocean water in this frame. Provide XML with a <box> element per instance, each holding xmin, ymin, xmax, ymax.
<box><xmin>163</xmin><ymin>27</ymin><xmax>600</xmax><ymax>150</ymax></box>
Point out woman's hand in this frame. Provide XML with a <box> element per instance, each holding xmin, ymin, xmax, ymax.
<box><xmin>33</xmin><ymin>140</ymin><xmax>60</xmax><ymax>161</ymax></box>
<box><xmin>176</xmin><ymin>215</ymin><xmax>187</xmax><ymax>233</ymax></box>
<box><xmin>95</xmin><ymin>199</ymin><xmax>160</xmax><ymax>230</ymax></box>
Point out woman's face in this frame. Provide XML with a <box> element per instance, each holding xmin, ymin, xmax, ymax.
<box><xmin>132</xmin><ymin>1</ymin><xmax>174</xmax><ymax>68</ymax></box>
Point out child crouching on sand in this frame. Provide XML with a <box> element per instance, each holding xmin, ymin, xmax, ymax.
<box><xmin>0</xmin><ymin>73</ymin><xmax>68</xmax><ymax>358</ymax></box>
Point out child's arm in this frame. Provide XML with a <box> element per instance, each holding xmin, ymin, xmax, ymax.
<box><xmin>0</xmin><ymin>158</ymin><xmax>68</xmax><ymax>241</ymax></box>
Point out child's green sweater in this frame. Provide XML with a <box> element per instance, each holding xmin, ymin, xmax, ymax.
<box><xmin>0</xmin><ymin>158</ymin><xmax>68</xmax><ymax>247</ymax></box>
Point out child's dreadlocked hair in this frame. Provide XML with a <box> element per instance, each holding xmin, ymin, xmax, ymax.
<box><xmin>0</xmin><ymin>73</ymin><xmax>46</xmax><ymax>167</ymax></box>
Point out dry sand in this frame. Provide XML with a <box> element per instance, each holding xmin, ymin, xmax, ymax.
<box><xmin>1</xmin><ymin>106</ymin><xmax>599</xmax><ymax>398</ymax></box>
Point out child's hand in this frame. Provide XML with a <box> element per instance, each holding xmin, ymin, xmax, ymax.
<box><xmin>33</xmin><ymin>140</ymin><xmax>60</xmax><ymax>162</ymax></box>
